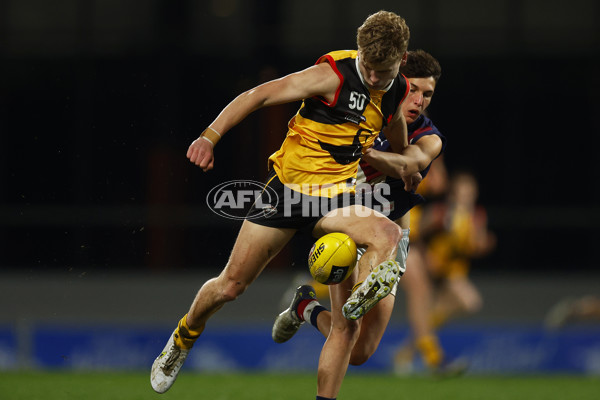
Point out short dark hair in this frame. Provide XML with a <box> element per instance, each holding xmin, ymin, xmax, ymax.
<box><xmin>400</xmin><ymin>49</ymin><xmax>442</xmax><ymax>82</ymax></box>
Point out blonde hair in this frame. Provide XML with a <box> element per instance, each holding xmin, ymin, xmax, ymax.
<box><xmin>357</xmin><ymin>11</ymin><xmax>410</xmax><ymax>64</ymax></box>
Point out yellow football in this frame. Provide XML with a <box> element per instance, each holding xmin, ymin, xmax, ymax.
<box><xmin>308</xmin><ymin>232</ymin><xmax>357</xmax><ymax>285</ymax></box>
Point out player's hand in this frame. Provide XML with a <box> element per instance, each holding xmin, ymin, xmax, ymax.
<box><xmin>186</xmin><ymin>137</ymin><xmax>215</xmax><ymax>172</ymax></box>
<box><xmin>402</xmin><ymin>172</ymin><xmax>422</xmax><ymax>191</ymax></box>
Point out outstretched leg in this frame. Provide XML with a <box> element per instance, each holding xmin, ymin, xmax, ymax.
<box><xmin>317</xmin><ymin>276</ymin><xmax>360</xmax><ymax>398</ymax></box>
<box><xmin>151</xmin><ymin>220</ymin><xmax>295</xmax><ymax>393</ymax></box>
<box><xmin>311</xmin><ymin>205</ymin><xmax>401</xmax><ymax>398</ymax></box>
<box><xmin>272</xmin><ymin>227</ymin><xmax>409</xmax><ymax>366</ymax></box>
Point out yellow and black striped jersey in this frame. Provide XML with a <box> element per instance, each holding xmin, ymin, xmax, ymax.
<box><xmin>269</xmin><ymin>50</ymin><xmax>410</xmax><ymax>197</ymax></box>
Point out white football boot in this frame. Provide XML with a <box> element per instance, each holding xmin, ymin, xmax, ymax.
<box><xmin>150</xmin><ymin>330</ymin><xmax>190</xmax><ymax>394</ymax></box>
<box><xmin>342</xmin><ymin>260</ymin><xmax>404</xmax><ymax>320</ymax></box>
<box><xmin>272</xmin><ymin>285</ymin><xmax>317</xmax><ymax>343</ymax></box>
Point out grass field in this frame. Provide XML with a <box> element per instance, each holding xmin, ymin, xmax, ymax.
<box><xmin>0</xmin><ymin>371</ymin><xmax>599</xmax><ymax>400</ymax></box>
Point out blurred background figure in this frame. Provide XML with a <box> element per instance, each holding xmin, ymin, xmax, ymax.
<box><xmin>545</xmin><ymin>295</ymin><xmax>600</xmax><ymax>330</ymax></box>
<box><xmin>395</xmin><ymin>166</ymin><xmax>496</xmax><ymax>374</ymax></box>
<box><xmin>392</xmin><ymin>155</ymin><xmax>448</xmax><ymax>375</ymax></box>
<box><xmin>425</xmin><ymin>170</ymin><xmax>496</xmax><ymax>326</ymax></box>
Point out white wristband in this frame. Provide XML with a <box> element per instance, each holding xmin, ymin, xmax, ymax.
<box><xmin>200</xmin><ymin>136</ymin><xmax>214</xmax><ymax>146</ymax></box>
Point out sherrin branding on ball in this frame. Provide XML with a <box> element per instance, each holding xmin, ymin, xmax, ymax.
<box><xmin>308</xmin><ymin>232</ymin><xmax>357</xmax><ymax>285</ymax></box>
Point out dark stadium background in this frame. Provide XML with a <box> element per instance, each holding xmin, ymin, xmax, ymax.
<box><xmin>2</xmin><ymin>0</ymin><xmax>600</xmax><ymax>379</ymax></box>
<box><xmin>1</xmin><ymin>0</ymin><xmax>599</xmax><ymax>274</ymax></box>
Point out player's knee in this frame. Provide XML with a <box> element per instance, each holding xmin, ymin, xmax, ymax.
<box><xmin>371</xmin><ymin>219</ymin><xmax>402</xmax><ymax>251</ymax></box>
<box><xmin>217</xmin><ymin>270</ymin><xmax>250</xmax><ymax>302</ymax></box>
<box><xmin>349</xmin><ymin>344</ymin><xmax>377</xmax><ymax>366</ymax></box>
<box><xmin>455</xmin><ymin>289</ymin><xmax>483</xmax><ymax>315</ymax></box>
<box><xmin>384</xmin><ymin>220</ymin><xmax>402</xmax><ymax>246</ymax></box>
<box><xmin>466</xmin><ymin>294</ymin><xmax>483</xmax><ymax>314</ymax></box>
<box><xmin>220</xmin><ymin>283</ymin><xmax>245</xmax><ymax>302</ymax></box>
<box><xmin>330</xmin><ymin>321</ymin><xmax>361</xmax><ymax>345</ymax></box>
<box><xmin>349</xmin><ymin>353</ymin><xmax>370</xmax><ymax>366</ymax></box>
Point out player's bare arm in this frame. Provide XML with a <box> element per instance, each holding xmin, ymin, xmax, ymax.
<box><xmin>382</xmin><ymin>103</ymin><xmax>409</xmax><ymax>153</ymax></box>
<box><xmin>186</xmin><ymin>62</ymin><xmax>341</xmax><ymax>172</ymax></box>
<box><xmin>362</xmin><ymin>134</ymin><xmax>443</xmax><ymax>179</ymax></box>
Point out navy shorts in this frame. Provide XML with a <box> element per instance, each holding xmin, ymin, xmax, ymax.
<box><xmin>353</xmin><ymin>178</ymin><xmax>425</xmax><ymax>221</ymax></box>
<box><xmin>375</xmin><ymin>179</ymin><xmax>425</xmax><ymax>221</ymax></box>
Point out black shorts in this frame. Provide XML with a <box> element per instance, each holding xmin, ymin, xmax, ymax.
<box><xmin>373</xmin><ymin>179</ymin><xmax>425</xmax><ymax>221</ymax></box>
<box><xmin>246</xmin><ymin>170</ymin><xmax>356</xmax><ymax>234</ymax></box>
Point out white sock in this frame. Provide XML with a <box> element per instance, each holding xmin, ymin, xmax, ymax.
<box><xmin>303</xmin><ymin>300</ymin><xmax>319</xmax><ymax>322</ymax></box>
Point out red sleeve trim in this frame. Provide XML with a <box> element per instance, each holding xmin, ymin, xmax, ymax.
<box><xmin>408</xmin><ymin>126</ymin><xmax>433</xmax><ymax>141</ymax></box>
<box><xmin>315</xmin><ymin>54</ymin><xmax>343</xmax><ymax>107</ymax></box>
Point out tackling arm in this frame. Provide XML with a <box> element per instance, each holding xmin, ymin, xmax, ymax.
<box><xmin>362</xmin><ymin>134</ymin><xmax>443</xmax><ymax>179</ymax></box>
<box><xmin>383</xmin><ymin>106</ymin><xmax>409</xmax><ymax>153</ymax></box>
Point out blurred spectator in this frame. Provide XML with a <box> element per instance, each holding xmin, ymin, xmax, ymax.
<box><xmin>395</xmin><ymin>168</ymin><xmax>496</xmax><ymax>374</ymax></box>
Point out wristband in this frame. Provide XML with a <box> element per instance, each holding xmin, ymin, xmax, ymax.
<box><xmin>200</xmin><ymin>127</ymin><xmax>222</xmax><ymax>146</ymax></box>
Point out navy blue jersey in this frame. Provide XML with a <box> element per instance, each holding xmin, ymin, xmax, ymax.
<box><xmin>358</xmin><ymin>114</ymin><xmax>446</xmax><ymax>220</ymax></box>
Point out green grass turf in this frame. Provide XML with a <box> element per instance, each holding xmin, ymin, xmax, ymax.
<box><xmin>0</xmin><ymin>371</ymin><xmax>599</xmax><ymax>400</ymax></box>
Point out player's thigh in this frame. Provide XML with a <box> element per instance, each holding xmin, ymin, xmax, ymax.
<box><xmin>223</xmin><ymin>220</ymin><xmax>296</xmax><ymax>284</ymax></box>
<box><xmin>313</xmin><ymin>205</ymin><xmax>400</xmax><ymax>248</ymax></box>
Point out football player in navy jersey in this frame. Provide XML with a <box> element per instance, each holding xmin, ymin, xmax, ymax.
<box><xmin>152</xmin><ymin>11</ymin><xmax>412</xmax><ymax>400</ymax></box>
<box><xmin>273</xmin><ymin>50</ymin><xmax>461</xmax><ymax>374</ymax></box>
